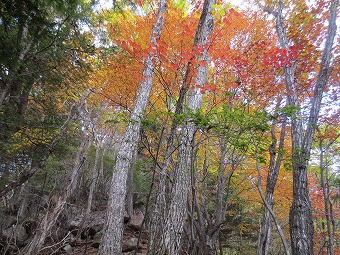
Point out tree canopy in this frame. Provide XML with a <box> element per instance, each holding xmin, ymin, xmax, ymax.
<box><xmin>0</xmin><ymin>0</ymin><xmax>339</xmax><ymax>255</ymax></box>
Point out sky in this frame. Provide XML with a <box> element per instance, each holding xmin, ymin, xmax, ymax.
<box><xmin>98</xmin><ymin>0</ymin><xmax>248</xmax><ymax>10</ymax></box>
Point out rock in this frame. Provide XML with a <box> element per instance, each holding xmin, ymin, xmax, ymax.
<box><xmin>68</xmin><ymin>216</ymin><xmax>82</xmax><ymax>236</ymax></box>
<box><xmin>124</xmin><ymin>211</ymin><xmax>130</xmax><ymax>223</ymax></box>
<box><xmin>67</xmin><ymin>210</ymin><xmax>106</xmax><ymax>237</ymax></box>
<box><xmin>2</xmin><ymin>224</ymin><xmax>27</xmax><ymax>242</ymax></box>
<box><xmin>140</xmin><ymin>230</ymin><xmax>149</xmax><ymax>241</ymax></box>
<box><xmin>122</xmin><ymin>237</ymin><xmax>141</xmax><ymax>252</ymax></box>
<box><xmin>128</xmin><ymin>211</ymin><xmax>144</xmax><ymax>230</ymax></box>
<box><xmin>88</xmin><ymin>211</ymin><xmax>106</xmax><ymax>230</ymax></box>
<box><xmin>63</xmin><ymin>244</ymin><xmax>73</xmax><ymax>254</ymax></box>
<box><xmin>91</xmin><ymin>232</ymin><xmax>102</xmax><ymax>248</ymax></box>
<box><xmin>81</xmin><ymin>227</ymin><xmax>96</xmax><ymax>240</ymax></box>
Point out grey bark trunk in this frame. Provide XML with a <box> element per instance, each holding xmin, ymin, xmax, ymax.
<box><xmin>254</xmin><ymin>138</ymin><xmax>290</xmax><ymax>255</ymax></box>
<box><xmin>97</xmin><ymin>2</ymin><xmax>167</xmax><ymax>254</ymax></box>
<box><xmin>126</xmin><ymin>149</ymin><xmax>136</xmax><ymax>217</ymax></box>
<box><xmin>289</xmin><ymin>1</ymin><xmax>338</xmax><ymax>254</ymax></box>
<box><xmin>258</xmin><ymin>102</ymin><xmax>287</xmax><ymax>255</ymax></box>
<box><xmin>148</xmin><ymin>0</ymin><xmax>216</xmax><ymax>252</ymax></box>
<box><xmin>148</xmin><ymin>79</ymin><xmax>192</xmax><ymax>255</ymax></box>
<box><xmin>163</xmin><ymin>0</ymin><xmax>215</xmax><ymax>253</ymax></box>
<box><xmin>265</xmin><ymin>1</ymin><xmax>338</xmax><ymax>254</ymax></box>
<box><xmin>84</xmin><ymin>136</ymin><xmax>102</xmax><ymax>217</ymax></box>
<box><xmin>148</xmin><ymin>4</ymin><xmax>213</xmax><ymax>253</ymax></box>
<box><xmin>319</xmin><ymin>139</ymin><xmax>335</xmax><ymax>255</ymax></box>
<box><xmin>192</xmin><ymin>139</ymin><xmax>237</xmax><ymax>255</ymax></box>
<box><xmin>21</xmin><ymin>136</ymin><xmax>91</xmax><ymax>255</ymax></box>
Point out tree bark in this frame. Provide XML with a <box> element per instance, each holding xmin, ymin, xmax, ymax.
<box><xmin>126</xmin><ymin>148</ymin><xmax>136</xmax><ymax>217</ymax></box>
<box><xmin>97</xmin><ymin>1</ymin><xmax>167</xmax><ymax>254</ymax></box>
<box><xmin>189</xmin><ymin>136</ymin><xmax>240</xmax><ymax>255</ymax></box>
<box><xmin>20</xmin><ymin>135</ymin><xmax>91</xmax><ymax>255</ymax></box>
<box><xmin>258</xmin><ymin>101</ymin><xmax>287</xmax><ymax>255</ymax></box>
<box><xmin>85</xmin><ymin>135</ymin><xmax>102</xmax><ymax>216</ymax></box>
<box><xmin>253</xmin><ymin>139</ymin><xmax>290</xmax><ymax>255</ymax></box>
<box><xmin>148</xmin><ymin>0</ymin><xmax>217</xmax><ymax>252</ymax></box>
<box><xmin>265</xmin><ymin>1</ymin><xmax>339</xmax><ymax>254</ymax></box>
<box><xmin>318</xmin><ymin>135</ymin><xmax>338</xmax><ymax>255</ymax></box>
<box><xmin>162</xmin><ymin>1</ymin><xmax>215</xmax><ymax>253</ymax></box>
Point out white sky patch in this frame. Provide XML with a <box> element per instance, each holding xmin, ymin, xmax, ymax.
<box><xmin>98</xmin><ymin>0</ymin><xmax>248</xmax><ymax>10</ymax></box>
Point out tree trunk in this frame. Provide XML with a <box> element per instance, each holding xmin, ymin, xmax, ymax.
<box><xmin>253</xmin><ymin>139</ymin><xmax>290</xmax><ymax>255</ymax></box>
<box><xmin>148</xmin><ymin>1</ymin><xmax>217</xmax><ymax>249</ymax></box>
<box><xmin>148</xmin><ymin>0</ymin><xmax>217</xmax><ymax>250</ymax></box>
<box><xmin>265</xmin><ymin>1</ymin><xmax>338</xmax><ymax>254</ymax></box>
<box><xmin>190</xmin><ymin>138</ymin><xmax>237</xmax><ymax>255</ymax></box>
<box><xmin>148</xmin><ymin>9</ymin><xmax>211</xmax><ymax>255</ymax></box>
<box><xmin>148</xmin><ymin>82</ymin><xmax>192</xmax><ymax>255</ymax></box>
<box><xmin>97</xmin><ymin>2</ymin><xmax>167</xmax><ymax>254</ymax></box>
<box><xmin>162</xmin><ymin>1</ymin><xmax>215</xmax><ymax>253</ymax></box>
<box><xmin>258</xmin><ymin>195</ymin><xmax>273</xmax><ymax>255</ymax></box>
<box><xmin>126</xmin><ymin>148</ymin><xmax>136</xmax><ymax>217</ymax></box>
<box><xmin>20</xmin><ymin>135</ymin><xmax>91</xmax><ymax>255</ymax></box>
<box><xmin>83</xmin><ymin>135</ymin><xmax>102</xmax><ymax>218</ymax></box>
<box><xmin>319</xmin><ymin>138</ymin><xmax>335</xmax><ymax>255</ymax></box>
<box><xmin>289</xmin><ymin>1</ymin><xmax>338</xmax><ymax>254</ymax></box>
<box><xmin>289</xmin><ymin>159</ymin><xmax>314</xmax><ymax>255</ymax></box>
<box><xmin>258</xmin><ymin>101</ymin><xmax>287</xmax><ymax>255</ymax></box>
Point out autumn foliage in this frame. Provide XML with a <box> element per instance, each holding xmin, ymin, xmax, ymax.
<box><xmin>0</xmin><ymin>0</ymin><xmax>339</xmax><ymax>254</ymax></box>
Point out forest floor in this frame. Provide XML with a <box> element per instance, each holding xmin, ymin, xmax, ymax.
<box><xmin>38</xmin><ymin>225</ymin><xmax>148</xmax><ymax>255</ymax></box>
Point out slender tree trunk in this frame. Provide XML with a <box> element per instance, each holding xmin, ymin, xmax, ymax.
<box><xmin>126</xmin><ymin>148</ymin><xmax>136</xmax><ymax>217</ymax></box>
<box><xmin>253</xmin><ymin>135</ymin><xmax>290</xmax><ymax>255</ymax></box>
<box><xmin>76</xmin><ymin>134</ymin><xmax>106</xmax><ymax>238</ymax></box>
<box><xmin>191</xmin><ymin>138</ymin><xmax>237</xmax><ymax>255</ymax></box>
<box><xmin>148</xmin><ymin>83</ymin><xmax>192</xmax><ymax>255</ymax></box>
<box><xmin>265</xmin><ymin>1</ymin><xmax>338</xmax><ymax>254</ymax></box>
<box><xmin>85</xmin><ymin>136</ymin><xmax>101</xmax><ymax>215</ymax></box>
<box><xmin>258</xmin><ymin>197</ymin><xmax>272</xmax><ymax>255</ymax></box>
<box><xmin>98</xmin><ymin>131</ymin><xmax>115</xmax><ymax>195</ymax></box>
<box><xmin>258</xmin><ymin>102</ymin><xmax>287</xmax><ymax>255</ymax></box>
<box><xmin>148</xmin><ymin>0</ymin><xmax>217</xmax><ymax>251</ymax></box>
<box><xmin>148</xmin><ymin>18</ymin><xmax>207</xmax><ymax>255</ymax></box>
<box><xmin>163</xmin><ymin>1</ymin><xmax>215</xmax><ymax>253</ymax></box>
<box><xmin>319</xmin><ymin>139</ymin><xmax>335</xmax><ymax>255</ymax></box>
<box><xmin>97</xmin><ymin>2</ymin><xmax>167</xmax><ymax>254</ymax></box>
<box><xmin>148</xmin><ymin>3</ymin><xmax>216</xmax><ymax>249</ymax></box>
<box><xmin>21</xmin><ymin>136</ymin><xmax>91</xmax><ymax>255</ymax></box>
<box><xmin>18</xmin><ymin>184</ymin><xmax>29</xmax><ymax>219</ymax></box>
<box><xmin>256</xmin><ymin>182</ymin><xmax>291</xmax><ymax>255</ymax></box>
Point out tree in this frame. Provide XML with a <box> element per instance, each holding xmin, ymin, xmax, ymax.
<box><xmin>146</xmin><ymin>0</ymin><xmax>216</xmax><ymax>253</ymax></box>
<box><xmin>98</xmin><ymin>0</ymin><xmax>167</xmax><ymax>253</ymax></box>
<box><xmin>263</xmin><ymin>0</ymin><xmax>339</xmax><ymax>254</ymax></box>
<box><xmin>310</xmin><ymin>118</ymin><xmax>340</xmax><ymax>255</ymax></box>
<box><xmin>257</xmin><ymin>99</ymin><xmax>288</xmax><ymax>255</ymax></box>
<box><xmin>0</xmin><ymin>0</ymin><xmax>96</xmax><ymax>196</ymax></box>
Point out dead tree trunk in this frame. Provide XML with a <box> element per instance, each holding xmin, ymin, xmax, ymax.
<box><xmin>20</xmin><ymin>136</ymin><xmax>92</xmax><ymax>255</ymax></box>
<box><xmin>97</xmin><ymin>2</ymin><xmax>167</xmax><ymax>254</ymax></box>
